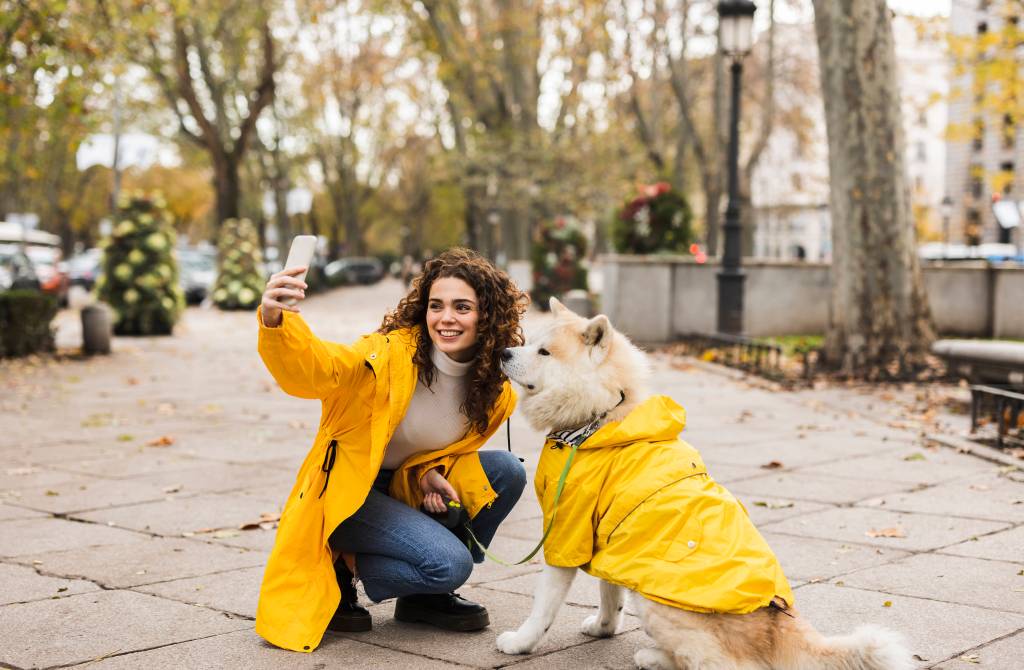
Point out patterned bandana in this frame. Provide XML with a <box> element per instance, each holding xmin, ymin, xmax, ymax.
<box><xmin>546</xmin><ymin>391</ymin><xmax>626</xmax><ymax>449</ymax></box>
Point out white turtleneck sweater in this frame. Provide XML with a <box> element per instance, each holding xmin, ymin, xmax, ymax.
<box><xmin>381</xmin><ymin>346</ymin><xmax>472</xmax><ymax>470</ymax></box>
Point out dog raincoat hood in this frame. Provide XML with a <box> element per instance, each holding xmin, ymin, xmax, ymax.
<box><xmin>535</xmin><ymin>395</ymin><xmax>794</xmax><ymax>614</ymax></box>
<box><xmin>254</xmin><ymin>311</ymin><xmax>515</xmax><ymax>652</ymax></box>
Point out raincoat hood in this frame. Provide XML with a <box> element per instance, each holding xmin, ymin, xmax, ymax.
<box><xmin>579</xmin><ymin>395</ymin><xmax>687</xmax><ymax>450</ymax></box>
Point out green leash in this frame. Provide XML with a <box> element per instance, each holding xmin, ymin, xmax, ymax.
<box><xmin>462</xmin><ymin>438</ymin><xmax>581</xmax><ymax>566</ymax></box>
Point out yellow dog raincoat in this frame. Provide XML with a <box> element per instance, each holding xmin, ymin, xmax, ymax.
<box><xmin>536</xmin><ymin>395</ymin><xmax>793</xmax><ymax>613</ymax></box>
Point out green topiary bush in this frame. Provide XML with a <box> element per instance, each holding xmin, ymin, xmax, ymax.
<box><xmin>211</xmin><ymin>218</ymin><xmax>265</xmax><ymax>310</ymax></box>
<box><xmin>0</xmin><ymin>290</ymin><xmax>58</xmax><ymax>357</ymax></box>
<box><xmin>530</xmin><ymin>216</ymin><xmax>588</xmax><ymax>311</ymax></box>
<box><xmin>96</xmin><ymin>193</ymin><xmax>184</xmax><ymax>336</ymax></box>
<box><xmin>612</xmin><ymin>182</ymin><xmax>693</xmax><ymax>254</ymax></box>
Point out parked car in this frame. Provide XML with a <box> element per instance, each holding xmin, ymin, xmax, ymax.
<box><xmin>0</xmin><ymin>244</ymin><xmax>41</xmax><ymax>291</ymax></box>
<box><xmin>24</xmin><ymin>244</ymin><xmax>69</xmax><ymax>305</ymax></box>
<box><xmin>67</xmin><ymin>248</ymin><xmax>103</xmax><ymax>290</ymax></box>
<box><xmin>323</xmin><ymin>257</ymin><xmax>385</xmax><ymax>287</ymax></box>
<box><xmin>177</xmin><ymin>247</ymin><xmax>217</xmax><ymax>305</ymax></box>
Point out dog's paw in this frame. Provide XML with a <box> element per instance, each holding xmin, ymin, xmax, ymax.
<box><xmin>581</xmin><ymin>613</ymin><xmax>616</xmax><ymax>638</ymax></box>
<box><xmin>634</xmin><ymin>647</ymin><xmax>675</xmax><ymax>670</ymax></box>
<box><xmin>496</xmin><ymin>630</ymin><xmax>536</xmax><ymax>655</ymax></box>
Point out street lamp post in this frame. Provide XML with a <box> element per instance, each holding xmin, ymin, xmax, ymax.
<box><xmin>940</xmin><ymin>195</ymin><xmax>953</xmax><ymax>260</ymax></box>
<box><xmin>716</xmin><ymin>0</ymin><xmax>757</xmax><ymax>335</ymax></box>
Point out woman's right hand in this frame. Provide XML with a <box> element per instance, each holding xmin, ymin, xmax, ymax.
<box><xmin>260</xmin><ymin>266</ymin><xmax>308</xmax><ymax>328</ymax></box>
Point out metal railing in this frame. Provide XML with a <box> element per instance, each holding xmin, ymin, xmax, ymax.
<box><xmin>675</xmin><ymin>332</ymin><xmax>785</xmax><ymax>378</ymax></box>
<box><xmin>970</xmin><ymin>384</ymin><xmax>1024</xmax><ymax>449</ymax></box>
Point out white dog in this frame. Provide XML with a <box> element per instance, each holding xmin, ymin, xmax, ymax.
<box><xmin>496</xmin><ymin>298</ymin><xmax>912</xmax><ymax>670</ymax></box>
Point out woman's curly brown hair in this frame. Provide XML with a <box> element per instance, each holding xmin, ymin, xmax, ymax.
<box><xmin>379</xmin><ymin>247</ymin><xmax>529</xmax><ymax>435</ymax></box>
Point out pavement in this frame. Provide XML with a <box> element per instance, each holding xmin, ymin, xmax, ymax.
<box><xmin>1</xmin><ymin>278</ymin><xmax>1022</xmax><ymax>670</ymax></box>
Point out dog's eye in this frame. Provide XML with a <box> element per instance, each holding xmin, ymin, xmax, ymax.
<box><xmin>538</xmin><ymin>348</ymin><xmax>550</xmax><ymax>356</ymax></box>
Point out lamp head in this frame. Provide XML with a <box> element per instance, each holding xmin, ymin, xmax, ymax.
<box><xmin>718</xmin><ymin>0</ymin><xmax>757</xmax><ymax>57</ymax></box>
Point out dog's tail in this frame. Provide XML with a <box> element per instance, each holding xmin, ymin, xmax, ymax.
<box><xmin>778</xmin><ymin>620</ymin><xmax>915</xmax><ymax>670</ymax></box>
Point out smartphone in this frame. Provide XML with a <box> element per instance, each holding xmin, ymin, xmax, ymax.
<box><xmin>281</xmin><ymin>235</ymin><xmax>317</xmax><ymax>306</ymax></box>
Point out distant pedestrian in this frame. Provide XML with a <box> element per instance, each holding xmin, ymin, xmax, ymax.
<box><xmin>255</xmin><ymin>246</ymin><xmax>529</xmax><ymax>653</ymax></box>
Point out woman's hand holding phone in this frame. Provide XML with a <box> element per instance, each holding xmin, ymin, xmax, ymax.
<box><xmin>260</xmin><ymin>267</ymin><xmax>308</xmax><ymax>327</ymax></box>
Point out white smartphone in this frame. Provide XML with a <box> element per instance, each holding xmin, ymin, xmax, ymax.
<box><xmin>281</xmin><ymin>235</ymin><xmax>317</xmax><ymax>306</ymax></box>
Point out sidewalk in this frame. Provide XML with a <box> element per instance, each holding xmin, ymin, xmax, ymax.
<box><xmin>2</xmin><ymin>279</ymin><xmax>1022</xmax><ymax>669</ymax></box>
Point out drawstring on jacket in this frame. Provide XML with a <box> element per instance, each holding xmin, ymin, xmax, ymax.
<box><xmin>507</xmin><ymin>418</ymin><xmax>524</xmax><ymax>463</ymax></box>
<box><xmin>319</xmin><ymin>440</ymin><xmax>337</xmax><ymax>498</ymax></box>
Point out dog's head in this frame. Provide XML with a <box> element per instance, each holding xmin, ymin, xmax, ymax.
<box><xmin>500</xmin><ymin>297</ymin><xmax>650</xmax><ymax>432</ymax></box>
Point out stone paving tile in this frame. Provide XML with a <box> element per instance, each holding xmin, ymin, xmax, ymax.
<box><xmin>0</xmin><ymin>502</ymin><xmax>48</xmax><ymax>521</ymax></box>
<box><xmin>760</xmin><ymin>532</ymin><xmax>912</xmax><ymax>583</ymax></box>
<box><xmin>136</xmin><ymin>565</ymin><xmax>264</xmax><ymax>618</ymax></box>
<box><xmin>0</xmin><ymin>517</ymin><xmax>145</xmax><ymax>558</ymax></box>
<box><xmin>796</xmin><ymin>447</ymin><xmax>993</xmax><ymax>485</ymax></box>
<box><xmin>10</xmin><ymin>473</ymin><xmax>200</xmax><ymax>515</ymax></box>
<box><xmin>699</xmin><ymin>435</ymin><xmax>894</xmax><ymax>470</ymax></box>
<box><xmin>934</xmin><ymin>629</ymin><xmax>1024</xmax><ymax>670</ymax></box>
<box><xmin>339</xmin><ymin>585</ymin><xmax>633</xmax><ymax>668</ymax></box>
<box><xmin>15</xmin><ymin>535</ymin><xmax>264</xmax><ymax>589</ymax></box>
<box><xmin>0</xmin><ymin>562</ymin><xmax>98</xmax><ymax>605</ymax></box>
<box><xmin>205</xmin><ymin>526</ymin><xmax>279</xmax><ymax>553</ymax></box>
<box><xmin>503</xmin><ymin>629</ymin><xmax>649</xmax><ymax>669</ymax></box>
<box><xmin>839</xmin><ymin>553</ymin><xmax>1024</xmax><ymax>614</ymax></box>
<box><xmin>939</xmin><ymin>524</ymin><xmax>1024</xmax><ymax>563</ymax></box>
<box><xmin>73</xmin><ymin>491</ymin><xmax>284</xmax><ymax>537</ymax></box>
<box><xmin>792</xmin><ymin>583</ymin><xmax>1024</xmax><ymax>666</ymax></box>
<box><xmin>72</xmin><ymin>628</ymin><xmax>476</xmax><ymax>669</ymax></box>
<box><xmin>701</xmin><ymin>462</ymin><xmax>766</xmax><ymax>483</ymax></box>
<box><xmin>173</xmin><ymin>425</ymin><xmax>321</xmax><ymax>464</ymax></box>
<box><xmin>480</xmin><ymin>569</ymin><xmax>624</xmax><ymax>612</ymax></box>
<box><xmin>860</xmin><ymin>473</ymin><xmax>1024</xmax><ymax>523</ymax></box>
<box><xmin>728</xmin><ymin>471</ymin><xmax>914</xmax><ymax>505</ymax></box>
<box><xmin>0</xmin><ymin>589</ymin><xmax>251</xmax><ymax>668</ymax></box>
<box><xmin>761</xmin><ymin>507</ymin><xmax>1011</xmax><ymax>552</ymax></box>
<box><xmin>49</xmin><ymin>449</ymin><xmax>209</xmax><ymax>479</ymax></box>
<box><xmin>0</xmin><ymin>463</ymin><xmax>96</xmax><ymax>490</ymax></box>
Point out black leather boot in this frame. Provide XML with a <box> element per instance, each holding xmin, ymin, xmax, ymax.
<box><xmin>327</xmin><ymin>558</ymin><xmax>371</xmax><ymax>633</ymax></box>
<box><xmin>394</xmin><ymin>592</ymin><xmax>489</xmax><ymax>631</ymax></box>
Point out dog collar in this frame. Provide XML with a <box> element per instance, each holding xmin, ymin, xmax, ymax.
<box><xmin>547</xmin><ymin>390</ymin><xmax>626</xmax><ymax>448</ymax></box>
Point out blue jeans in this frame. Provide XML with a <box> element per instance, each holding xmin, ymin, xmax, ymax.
<box><xmin>328</xmin><ymin>450</ymin><xmax>526</xmax><ymax>602</ymax></box>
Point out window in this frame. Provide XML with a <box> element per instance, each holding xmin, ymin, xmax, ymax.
<box><xmin>970</xmin><ymin>165</ymin><xmax>984</xmax><ymax>199</ymax></box>
<box><xmin>973</xmin><ymin>117</ymin><xmax>984</xmax><ymax>152</ymax></box>
<box><xmin>916</xmin><ymin>142</ymin><xmax>927</xmax><ymax>161</ymax></box>
<box><xmin>966</xmin><ymin>208</ymin><xmax>982</xmax><ymax>246</ymax></box>
<box><xmin>1001</xmin><ymin>161</ymin><xmax>1015</xmax><ymax>194</ymax></box>
<box><xmin>1003</xmin><ymin>114</ymin><xmax>1016</xmax><ymax>150</ymax></box>
<box><xmin>978</xmin><ymin>21</ymin><xmax>989</xmax><ymax>35</ymax></box>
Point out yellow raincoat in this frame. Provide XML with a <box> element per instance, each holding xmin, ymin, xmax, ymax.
<box><xmin>254</xmin><ymin>310</ymin><xmax>515</xmax><ymax>652</ymax></box>
<box><xmin>536</xmin><ymin>395</ymin><xmax>793</xmax><ymax>614</ymax></box>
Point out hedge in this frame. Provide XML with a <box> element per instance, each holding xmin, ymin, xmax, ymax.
<box><xmin>0</xmin><ymin>290</ymin><xmax>58</xmax><ymax>358</ymax></box>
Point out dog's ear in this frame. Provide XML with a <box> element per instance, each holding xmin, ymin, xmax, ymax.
<box><xmin>549</xmin><ymin>297</ymin><xmax>569</xmax><ymax>316</ymax></box>
<box><xmin>583</xmin><ymin>315</ymin><xmax>611</xmax><ymax>360</ymax></box>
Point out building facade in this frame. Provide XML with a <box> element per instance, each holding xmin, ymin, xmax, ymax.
<box><xmin>751</xmin><ymin>16</ymin><xmax>949</xmax><ymax>259</ymax></box>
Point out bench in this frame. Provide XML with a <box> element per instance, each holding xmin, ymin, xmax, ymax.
<box><xmin>933</xmin><ymin>339</ymin><xmax>1024</xmax><ymax>448</ymax></box>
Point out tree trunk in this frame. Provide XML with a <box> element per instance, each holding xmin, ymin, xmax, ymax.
<box><xmin>214</xmin><ymin>157</ymin><xmax>241</xmax><ymax>225</ymax></box>
<box><xmin>812</xmin><ymin>0</ymin><xmax>934</xmax><ymax>377</ymax></box>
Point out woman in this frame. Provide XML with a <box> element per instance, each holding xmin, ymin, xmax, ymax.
<box><xmin>255</xmin><ymin>247</ymin><xmax>529</xmax><ymax>653</ymax></box>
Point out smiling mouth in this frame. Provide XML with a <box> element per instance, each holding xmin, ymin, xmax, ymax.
<box><xmin>437</xmin><ymin>329</ymin><xmax>463</xmax><ymax>338</ymax></box>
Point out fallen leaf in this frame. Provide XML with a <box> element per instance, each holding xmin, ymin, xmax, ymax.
<box><xmin>57</xmin><ymin>587</ymin><xmax>68</xmax><ymax>592</ymax></box>
<box><xmin>116</xmin><ymin>434</ymin><xmax>134</xmax><ymax>442</ymax></box>
<box><xmin>44</xmin><ymin>490</ymin><xmax>59</xmax><ymax>497</ymax></box>
<box><xmin>752</xmin><ymin>501</ymin><xmax>795</xmax><ymax>509</ymax></box>
<box><xmin>162</xmin><ymin>484</ymin><xmax>183</xmax><ymax>494</ymax></box>
<box><xmin>212</xmin><ymin>529</ymin><xmax>240</xmax><ymax>539</ymax></box>
<box><xmin>259</xmin><ymin>512</ymin><xmax>281</xmax><ymax>522</ymax></box>
<box><xmin>146</xmin><ymin>435</ymin><xmax>175</xmax><ymax>447</ymax></box>
<box><xmin>201</xmin><ymin>403</ymin><xmax>223</xmax><ymax>415</ymax></box>
<box><xmin>912</xmin><ymin>654</ymin><xmax>929</xmax><ymax>662</ymax></box>
<box><xmin>238</xmin><ymin>522</ymin><xmax>262</xmax><ymax>531</ymax></box>
<box><xmin>882</xmin><ymin>600</ymin><xmax>892</xmax><ymax>607</ymax></box>
<box><xmin>288</xmin><ymin>419</ymin><xmax>308</xmax><ymax>429</ymax></box>
<box><xmin>156</xmin><ymin>403</ymin><xmax>176</xmax><ymax>416</ymax></box>
<box><xmin>866</xmin><ymin>526</ymin><xmax>906</xmax><ymax>538</ymax></box>
<box><xmin>760</xmin><ymin>460</ymin><xmax>785</xmax><ymax>470</ymax></box>
<box><xmin>902</xmin><ymin>453</ymin><xmax>926</xmax><ymax>462</ymax></box>
<box><xmin>125</xmin><ymin>377</ymin><xmax>140</xmax><ymax>386</ymax></box>
<box><xmin>959</xmin><ymin>654</ymin><xmax>980</xmax><ymax>664</ymax></box>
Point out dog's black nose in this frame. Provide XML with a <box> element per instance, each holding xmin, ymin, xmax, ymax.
<box><xmin>500</xmin><ymin>348</ymin><xmax>513</xmax><ymax>361</ymax></box>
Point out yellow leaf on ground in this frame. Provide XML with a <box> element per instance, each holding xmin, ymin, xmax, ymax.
<box><xmin>866</xmin><ymin>526</ymin><xmax>906</xmax><ymax>538</ymax></box>
<box><xmin>146</xmin><ymin>435</ymin><xmax>175</xmax><ymax>447</ymax></box>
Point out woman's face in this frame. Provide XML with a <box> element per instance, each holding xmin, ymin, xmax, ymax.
<box><xmin>426</xmin><ymin>276</ymin><xmax>480</xmax><ymax>362</ymax></box>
